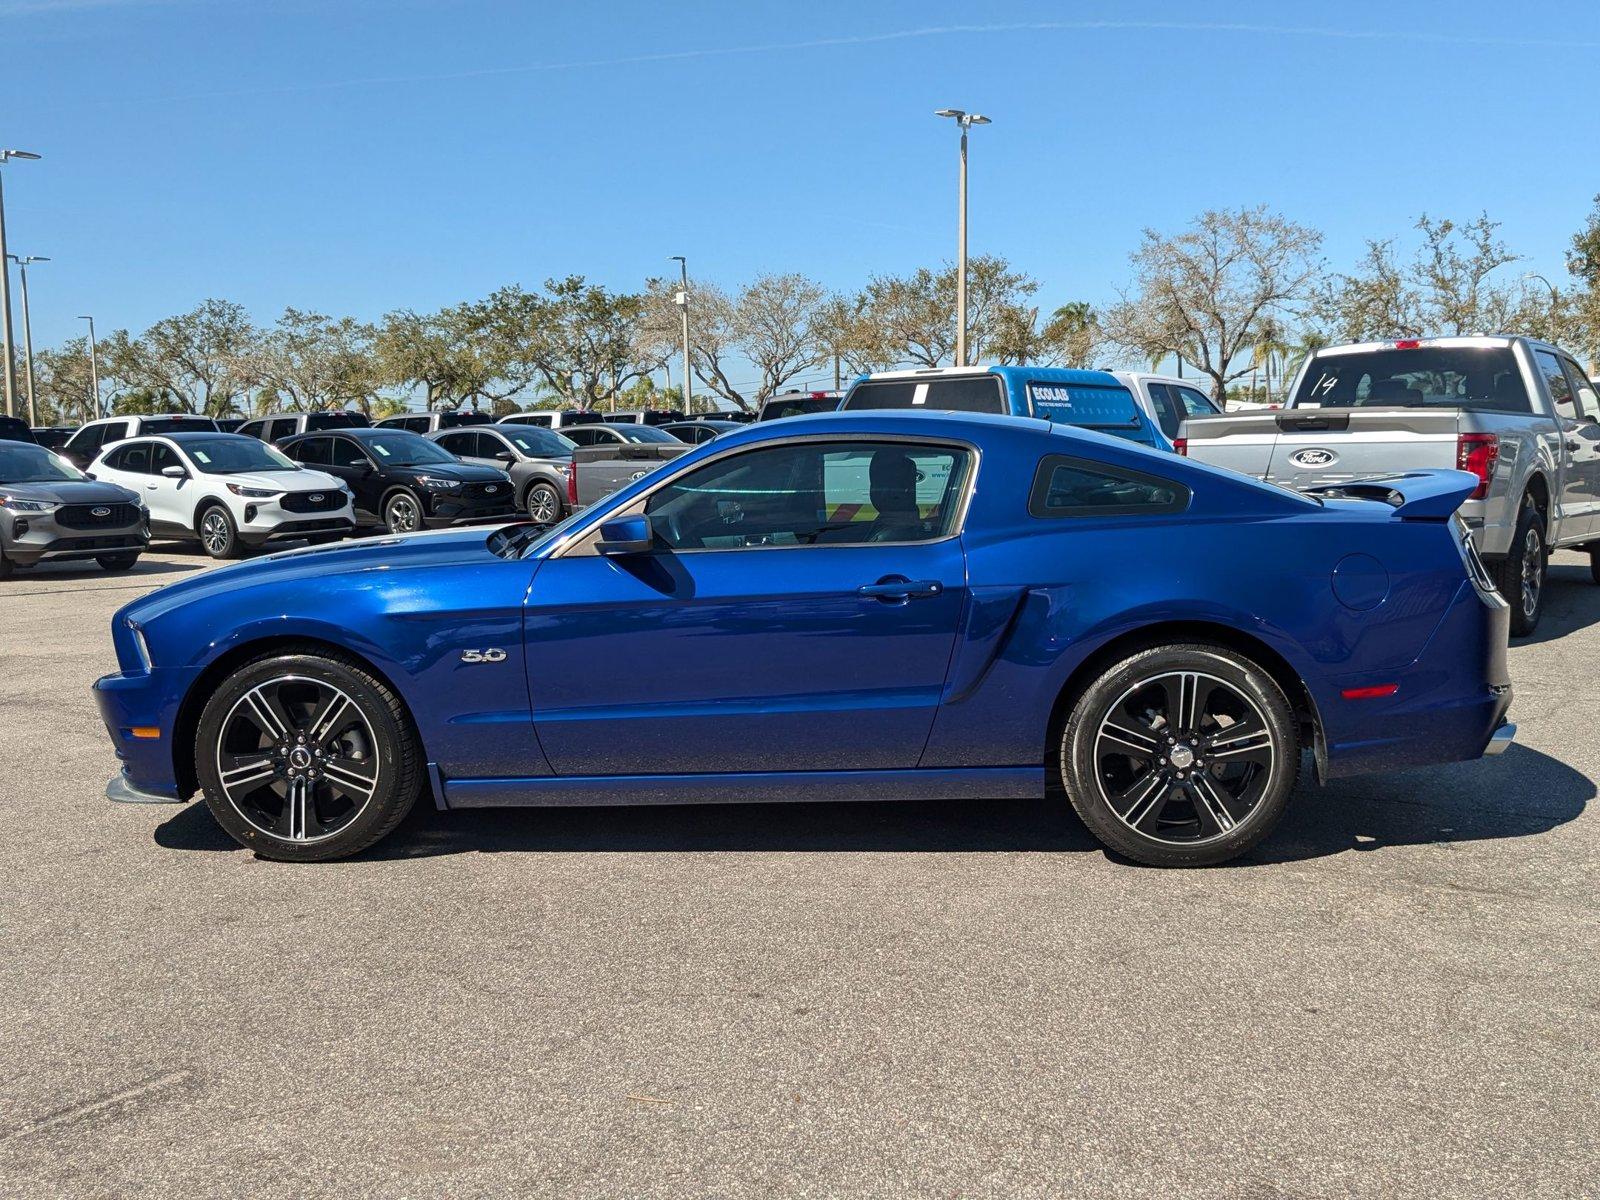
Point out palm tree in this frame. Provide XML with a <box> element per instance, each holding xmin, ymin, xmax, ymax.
<box><xmin>1250</xmin><ymin>318</ymin><xmax>1295</xmax><ymax>404</ymax></box>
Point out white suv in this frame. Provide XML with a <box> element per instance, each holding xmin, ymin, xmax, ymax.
<box><xmin>88</xmin><ymin>432</ymin><xmax>354</xmax><ymax>558</ymax></box>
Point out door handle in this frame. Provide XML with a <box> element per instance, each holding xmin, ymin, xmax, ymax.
<box><xmin>858</xmin><ymin>578</ymin><xmax>943</xmax><ymax>600</ymax></box>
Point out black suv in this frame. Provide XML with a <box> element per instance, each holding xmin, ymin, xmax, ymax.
<box><xmin>277</xmin><ymin>428</ymin><xmax>515</xmax><ymax>533</ymax></box>
<box><xmin>237</xmin><ymin>411</ymin><xmax>370</xmax><ymax>443</ymax></box>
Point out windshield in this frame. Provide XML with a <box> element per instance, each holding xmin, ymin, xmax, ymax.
<box><xmin>142</xmin><ymin>417</ymin><xmax>219</xmax><ymax>435</ymax></box>
<box><xmin>504</xmin><ymin>429</ymin><xmax>576</xmax><ymax>457</ymax></box>
<box><xmin>183</xmin><ymin>437</ymin><xmax>300</xmax><ymax>474</ymax></box>
<box><xmin>1292</xmin><ymin>347</ymin><xmax>1529</xmax><ymax>412</ymax></box>
<box><xmin>361</xmin><ymin>432</ymin><xmax>458</xmax><ymax>466</ymax></box>
<box><xmin>615</xmin><ymin>425</ymin><xmax>680</xmax><ymax>443</ymax></box>
<box><xmin>0</xmin><ymin>443</ymin><xmax>86</xmax><ymax>483</ymax></box>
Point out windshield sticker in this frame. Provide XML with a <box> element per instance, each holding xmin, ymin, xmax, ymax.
<box><xmin>374</xmin><ymin>444</ymin><xmax>391</xmax><ymax>457</ymax></box>
<box><xmin>192</xmin><ymin>451</ymin><xmax>212</xmax><ymax>464</ymax></box>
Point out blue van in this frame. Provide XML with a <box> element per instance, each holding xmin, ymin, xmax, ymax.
<box><xmin>838</xmin><ymin>366</ymin><xmax>1163</xmax><ymax>448</ymax></box>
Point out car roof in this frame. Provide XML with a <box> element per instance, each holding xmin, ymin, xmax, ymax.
<box><xmin>855</xmin><ymin>364</ymin><xmax>1124</xmax><ymax>387</ymax></box>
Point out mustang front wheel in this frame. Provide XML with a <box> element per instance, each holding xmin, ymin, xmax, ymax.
<box><xmin>195</xmin><ymin>651</ymin><xmax>423</xmax><ymax>861</ymax></box>
<box><xmin>1062</xmin><ymin>643</ymin><xmax>1299</xmax><ymax>867</ymax></box>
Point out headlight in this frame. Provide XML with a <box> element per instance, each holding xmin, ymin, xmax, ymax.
<box><xmin>0</xmin><ymin>495</ymin><xmax>56</xmax><ymax>512</ymax></box>
<box><xmin>127</xmin><ymin>619</ymin><xmax>152</xmax><ymax>670</ymax></box>
<box><xmin>225</xmin><ymin>483</ymin><xmax>281</xmax><ymax>498</ymax></box>
<box><xmin>416</xmin><ymin>477</ymin><xmax>461</xmax><ymax>491</ymax></box>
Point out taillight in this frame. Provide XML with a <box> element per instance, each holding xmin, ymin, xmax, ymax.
<box><xmin>565</xmin><ymin>459</ymin><xmax>578</xmax><ymax>505</ymax></box>
<box><xmin>1393</xmin><ymin>339</ymin><xmax>1421</xmax><ymax>350</ymax></box>
<box><xmin>1173</xmin><ymin>437</ymin><xmax>1188</xmax><ymax>456</ymax></box>
<box><xmin>1456</xmin><ymin>433</ymin><xmax>1499</xmax><ymax>500</ymax></box>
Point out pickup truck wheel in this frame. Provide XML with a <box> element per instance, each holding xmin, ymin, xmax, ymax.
<box><xmin>195</xmin><ymin>651</ymin><xmax>423</xmax><ymax>862</ymax></box>
<box><xmin>1495</xmin><ymin>499</ymin><xmax>1546</xmax><ymax>636</ymax></box>
<box><xmin>1060</xmin><ymin>643</ymin><xmax>1299</xmax><ymax>867</ymax></box>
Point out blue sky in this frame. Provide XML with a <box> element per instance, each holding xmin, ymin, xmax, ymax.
<box><xmin>3</xmin><ymin>0</ymin><xmax>1598</xmax><ymax>387</ymax></box>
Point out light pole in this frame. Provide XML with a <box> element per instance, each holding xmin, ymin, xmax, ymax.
<box><xmin>934</xmin><ymin>109</ymin><xmax>990</xmax><ymax>368</ymax></box>
<box><xmin>8</xmin><ymin>254</ymin><xmax>47</xmax><ymax>426</ymax></box>
<box><xmin>0</xmin><ymin>149</ymin><xmax>42</xmax><ymax>419</ymax></box>
<box><xmin>669</xmin><ymin>255</ymin><xmax>692</xmax><ymax>414</ymax></box>
<box><xmin>78</xmin><ymin>315</ymin><xmax>100</xmax><ymax>418</ymax></box>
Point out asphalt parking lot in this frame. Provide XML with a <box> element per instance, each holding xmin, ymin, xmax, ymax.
<box><xmin>1</xmin><ymin>543</ymin><xmax>1596</xmax><ymax>1198</ymax></box>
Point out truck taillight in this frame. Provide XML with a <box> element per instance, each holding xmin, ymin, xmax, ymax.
<box><xmin>1394</xmin><ymin>339</ymin><xmax>1421</xmax><ymax>350</ymax></box>
<box><xmin>566</xmin><ymin>459</ymin><xmax>578</xmax><ymax>505</ymax></box>
<box><xmin>1173</xmin><ymin>437</ymin><xmax>1188</xmax><ymax>456</ymax></box>
<box><xmin>1456</xmin><ymin>432</ymin><xmax>1498</xmax><ymax>500</ymax></box>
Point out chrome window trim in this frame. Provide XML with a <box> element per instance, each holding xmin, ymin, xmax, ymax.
<box><xmin>548</xmin><ymin>432</ymin><xmax>982</xmax><ymax>560</ymax></box>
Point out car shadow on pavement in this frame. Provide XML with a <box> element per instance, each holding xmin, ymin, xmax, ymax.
<box><xmin>1</xmin><ymin>557</ymin><xmax>206</xmax><ymax>586</ymax></box>
<box><xmin>1517</xmin><ymin>557</ymin><xmax>1600</xmax><ymax>645</ymax></box>
<box><xmin>153</xmin><ymin>745</ymin><xmax>1588</xmax><ymax>864</ymax></box>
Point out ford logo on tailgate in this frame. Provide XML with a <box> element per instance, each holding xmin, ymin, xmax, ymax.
<box><xmin>1289</xmin><ymin>448</ymin><xmax>1337</xmax><ymax>468</ymax></box>
<box><xmin>91</xmin><ymin>506</ymin><xmax>112</xmax><ymax>517</ymax></box>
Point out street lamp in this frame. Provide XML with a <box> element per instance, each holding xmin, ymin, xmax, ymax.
<box><xmin>0</xmin><ymin>149</ymin><xmax>42</xmax><ymax>419</ymax></box>
<box><xmin>934</xmin><ymin>109</ymin><xmax>990</xmax><ymax>368</ymax></box>
<box><xmin>78</xmin><ymin>315</ymin><xmax>100</xmax><ymax>419</ymax></box>
<box><xmin>669</xmin><ymin>255</ymin><xmax>692</xmax><ymax>414</ymax></box>
<box><xmin>7</xmin><ymin>254</ymin><xmax>48</xmax><ymax>426</ymax></box>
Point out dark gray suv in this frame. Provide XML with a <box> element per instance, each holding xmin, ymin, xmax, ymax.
<box><xmin>0</xmin><ymin>442</ymin><xmax>147</xmax><ymax>576</ymax></box>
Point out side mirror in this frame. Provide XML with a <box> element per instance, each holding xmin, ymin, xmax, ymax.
<box><xmin>495</xmin><ymin>450</ymin><xmax>516</xmax><ymax>464</ymax></box>
<box><xmin>161</xmin><ymin>464</ymin><xmax>188</xmax><ymax>479</ymax></box>
<box><xmin>595</xmin><ymin>514</ymin><xmax>654</xmax><ymax>556</ymax></box>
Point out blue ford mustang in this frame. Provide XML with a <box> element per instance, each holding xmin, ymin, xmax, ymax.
<box><xmin>94</xmin><ymin>410</ymin><xmax>1514</xmax><ymax>866</ymax></box>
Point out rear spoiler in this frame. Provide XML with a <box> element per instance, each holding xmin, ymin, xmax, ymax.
<box><xmin>1301</xmin><ymin>470</ymin><xmax>1478</xmax><ymax>520</ymax></box>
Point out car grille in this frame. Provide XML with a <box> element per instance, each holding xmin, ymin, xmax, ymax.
<box><xmin>461</xmin><ymin>481</ymin><xmax>507</xmax><ymax>503</ymax></box>
<box><xmin>280</xmin><ymin>490</ymin><xmax>345</xmax><ymax>513</ymax></box>
<box><xmin>55</xmin><ymin>502</ymin><xmax>140</xmax><ymax>530</ymax></box>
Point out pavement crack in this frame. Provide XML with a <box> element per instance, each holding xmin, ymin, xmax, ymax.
<box><xmin>0</xmin><ymin>1069</ymin><xmax>197</xmax><ymax>1146</ymax></box>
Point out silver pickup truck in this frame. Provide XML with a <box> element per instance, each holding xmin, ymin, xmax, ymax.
<box><xmin>1178</xmin><ymin>335</ymin><xmax>1600</xmax><ymax>635</ymax></box>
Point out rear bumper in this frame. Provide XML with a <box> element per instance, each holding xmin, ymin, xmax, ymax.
<box><xmin>1484</xmin><ymin>722</ymin><xmax>1516</xmax><ymax>755</ymax></box>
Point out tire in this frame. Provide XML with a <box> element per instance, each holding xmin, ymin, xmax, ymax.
<box><xmin>0</xmin><ymin>547</ymin><xmax>12</xmax><ymax>580</ymax></box>
<box><xmin>1589</xmin><ymin>547</ymin><xmax>1599</xmax><ymax>586</ymax></box>
<box><xmin>96</xmin><ymin>551</ymin><xmax>141</xmax><ymax>571</ymax></box>
<box><xmin>197</xmin><ymin>504</ymin><xmax>242</xmax><ymax>560</ymax></box>
<box><xmin>194</xmin><ymin>650</ymin><xmax>422</xmax><ymax>862</ymax></box>
<box><xmin>1493</xmin><ymin>497</ymin><xmax>1546</xmax><ymax>637</ymax></box>
<box><xmin>1061</xmin><ymin>643</ymin><xmax>1300</xmax><ymax>867</ymax></box>
<box><xmin>383</xmin><ymin>490</ymin><xmax>424</xmax><ymax>535</ymax></box>
<box><xmin>524</xmin><ymin>480</ymin><xmax>563</xmax><ymax>525</ymax></box>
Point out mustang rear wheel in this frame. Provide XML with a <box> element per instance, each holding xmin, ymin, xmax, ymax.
<box><xmin>1062</xmin><ymin>643</ymin><xmax>1299</xmax><ymax>867</ymax></box>
<box><xmin>195</xmin><ymin>651</ymin><xmax>422</xmax><ymax>861</ymax></box>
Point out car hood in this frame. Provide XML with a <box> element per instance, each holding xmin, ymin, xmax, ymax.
<box><xmin>0</xmin><ymin>478</ymin><xmax>139</xmax><ymax>504</ymax></box>
<box><xmin>123</xmin><ymin>526</ymin><xmax>514</xmax><ymax>625</ymax></box>
<box><xmin>393</xmin><ymin>461</ymin><xmax>507</xmax><ymax>483</ymax></box>
<box><xmin>220</xmin><ymin>468</ymin><xmax>341</xmax><ymax>492</ymax></box>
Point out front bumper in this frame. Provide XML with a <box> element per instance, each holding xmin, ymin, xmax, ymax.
<box><xmin>107</xmin><ymin>770</ymin><xmax>184</xmax><ymax>804</ymax></box>
<box><xmin>422</xmin><ymin>498</ymin><xmax>518</xmax><ymax>527</ymax></box>
<box><xmin>2</xmin><ymin>505</ymin><xmax>147</xmax><ymax>565</ymax></box>
<box><xmin>238</xmin><ymin>516</ymin><xmax>355</xmax><ymax>546</ymax></box>
<box><xmin>92</xmin><ymin>666</ymin><xmax>195</xmax><ymax>800</ymax></box>
<box><xmin>236</xmin><ymin>494</ymin><xmax>356</xmax><ymax>546</ymax></box>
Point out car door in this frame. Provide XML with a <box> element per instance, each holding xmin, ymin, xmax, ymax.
<box><xmin>526</xmin><ymin>436</ymin><xmax>975</xmax><ymax>777</ymax></box>
<box><xmin>1558</xmin><ymin>356</ymin><xmax>1600</xmax><ymax>539</ymax></box>
<box><xmin>1535</xmin><ymin>349</ymin><xmax>1600</xmax><ymax>538</ymax></box>
<box><xmin>321</xmin><ymin>436</ymin><xmax>381</xmax><ymax>518</ymax></box>
<box><xmin>142</xmin><ymin>441</ymin><xmax>194</xmax><ymax>530</ymax></box>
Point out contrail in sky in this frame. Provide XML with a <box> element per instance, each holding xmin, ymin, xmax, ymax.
<box><xmin>46</xmin><ymin>17</ymin><xmax>1600</xmax><ymax>104</ymax></box>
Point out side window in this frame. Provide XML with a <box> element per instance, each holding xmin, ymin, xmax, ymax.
<box><xmin>68</xmin><ymin>423</ymin><xmax>104</xmax><ymax>454</ymax></box>
<box><xmin>101</xmin><ymin>443</ymin><xmax>127</xmax><ymax>470</ymax></box>
<box><xmin>329</xmin><ymin>438</ymin><xmax>368</xmax><ymax>469</ymax></box>
<box><xmin>478</xmin><ymin>432</ymin><xmax>508</xmax><ymax>457</ymax></box>
<box><xmin>149</xmin><ymin>443</ymin><xmax>178</xmax><ymax>474</ymax></box>
<box><xmin>266</xmin><ymin>417</ymin><xmax>297</xmax><ymax>442</ymax></box>
<box><xmin>296</xmin><ymin>437</ymin><xmax>332</xmax><ymax>466</ymax></box>
<box><xmin>97</xmin><ymin>420</ymin><xmax>131</xmax><ymax>447</ymax></box>
<box><xmin>644</xmin><ymin>440</ymin><xmax>972</xmax><ymax>550</ymax></box>
<box><xmin>1144</xmin><ymin>382</ymin><xmax>1181</xmax><ymax>439</ymax></box>
<box><xmin>239</xmin><ymin>421</ymin><xmax>264</xmax><ymax>440</ymax></box>
<box><xmin>1560</xmin><ymin>358</ymin><xmax>1600</xmax><ymax>423</ymax></box>
<box><xmin>407</xmin><ymin>416</ymin><xmax>430</xmax><ymax>433</ymax></box>
<box><xmin>434</xmin><ymin>431</ymin><xmax>467</xmax><ymax>455</ymax></box>
<box><xmin>563</xmin><ymin>427</ymin><xmax>598</xmax><ymax>446</ymax></box>
<box><xmin>1535</xmin><ymin>350</ymin><xmax>1575</xmax><ymax>418</ymax></box>
<box><xmin>1029</xmin><ymin>455</ymin><xmax>1189</xmax><ymax>518</ymax></box>
<box><xmin>120</xmin><ymin>441</ymin><xmax>153</xmax><ymax>475</ymax></box>
<box><xmin>1175</xmin><ymin>386</ymin><xmax>1219</xmax><ymax>416</ymax></box>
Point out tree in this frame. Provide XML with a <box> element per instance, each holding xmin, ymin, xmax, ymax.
<box><xmin>373</xmin><ymin>304</ymin><xmax>490</xmax><ymax>411</ymax></box>
<box><xmin>855</xmin><ymin>255</ymin><xmax>1039</xmax><ymax>367</ymax></box>
<box><xmin>33</xmin><ymin>338</ymin><xmax>101</xmax><ymax>424</ymax></box>
<box><xmin>1315</xmin><ymin>213</ymin><xmax>1524</xmax><ymax>341</ymax></box>
<box><xmin>1567</xmin><ymin>196</ymin><xmax>1600</xmax><ymax>368</ymax></box>
<box><xmin>107</xmin><ymin>298</ymin><xmax>261</xmax><ymax>417</ymax></box>
<box><xmin>521</xmin><ymin>276</ymin><xmax>651</xmax><ymax>410</ymax></box>
<box><xmin>1103</xmin><ymin>207</ymin><xmax>1323</xmax><ymax>403</ymax></box>
<box><xmin>252</xmin><ymin>309</ymin><xmax>381</xmax><ymax>414</ymax></box>
<box><xmin>991</xmin><ymin>301</ymin><xmax>1105</xmax><ymax>367</ymax></box>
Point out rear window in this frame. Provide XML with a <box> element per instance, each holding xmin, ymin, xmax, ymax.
<box><xmin>1292</xmin><ymin>347</ymin><xmax>1529</xmax><ymax>413</ymax></box>
<box><xmin>142</xmin><ymin>417</ymin><xmax>220</xmax><ymax>435</ymax></box>
<box><xmin>306</xmin><ymin>412</ymin><xmax>369</xmax><ymax>430</ymax></box>
<box><xmin>762</xmin><ymin>395</ymin><xmax>844</xmax><ymax>420</ymax></box>
<box><xmin>842</xmin><ymin>377</ymin><xmax>1003</xmax><ymax>414</ymax></box>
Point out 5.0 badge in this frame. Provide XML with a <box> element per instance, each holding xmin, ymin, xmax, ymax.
<box><xmin>460</xmin><ymin>648</ymin><xmax>508</xmax><ymax>663</ymax></box>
